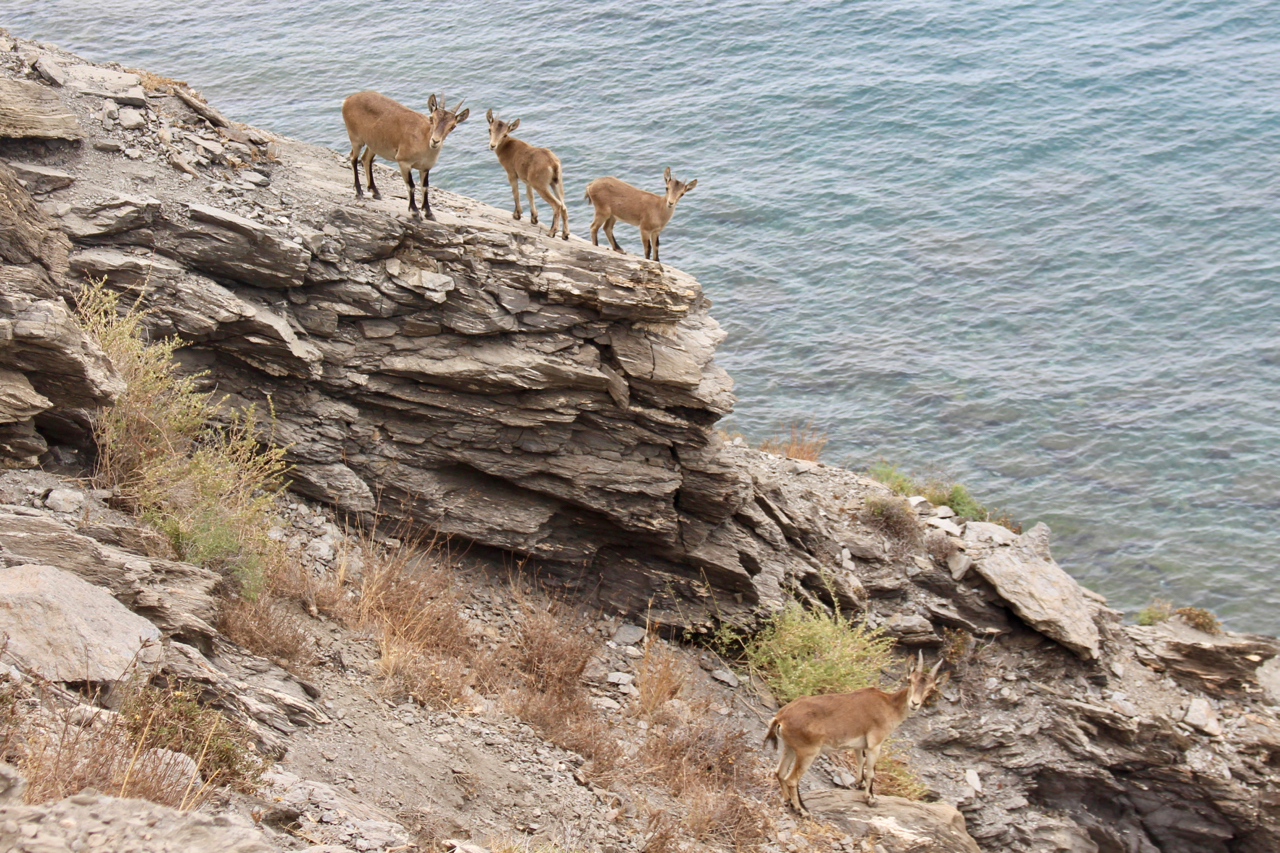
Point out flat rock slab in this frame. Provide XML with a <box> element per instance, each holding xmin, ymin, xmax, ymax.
<box><xmin>801</xmin><ymin>789</ymin><xmax>983</xmax><ymax>853</ymax></box>
<box><xmin>60</xmin><ymin>64</ymin><xmax>147</xmax><ymax>106</ymax></box>
<box><xmin>0</xmin><ymin>78</ymin><xmax>82</xmax><ymax>140</ymax></box>
<box><xmin>0</xmin><ymin>563</ymin><xmax>161</xmax><ymax>683</ymax></box>
<box><xmin>968</xmin><ymin>521</ymin><xmax>1102</xmax><ymax>660</ymax></box>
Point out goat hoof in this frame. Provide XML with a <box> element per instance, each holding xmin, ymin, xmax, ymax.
<box><xmin>371</xmin><ymin>190</ymin><xmax>382</xmax><ymax>200</ymax></box>
<box><xmin>512</xmin><ymin>212</ymin><xmax>521</xmax><ymax>221</ymax></box>
<box><xmin>530</xmin><ymin>215</ymin><xmax>539</xmax><ymax>224</ymax></box>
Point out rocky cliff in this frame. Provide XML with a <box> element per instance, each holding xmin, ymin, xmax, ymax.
<box><xmin>5</xmin><ymin>33</ymin><xmax>1280</xmax><ymax>853</ymax></box>
<box><xmin>0</xmin><ymin>32</ymin><xmax>825</xmax><ymax>629</ymax></box>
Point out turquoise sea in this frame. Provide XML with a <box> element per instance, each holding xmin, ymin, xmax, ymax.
<box><xmin>3</xmin><ymin>1</ymin><xmax>1278</xmax><ymax>631</ymax></box>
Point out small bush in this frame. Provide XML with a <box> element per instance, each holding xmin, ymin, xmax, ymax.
<box><xmin>866</xmin><ymin>461</ymin><xmax>917</xmax><ymax>496</ymax></box>
<box><xmin>217</xmin><ymin>598</ymin><xmax>313</xmax><ymax>670</ymax></box>
<box><xmin>75</xmin><ymin>279</ymin><xmax>288</xmax><ymax>596</ymax></box>
<box><xmin>860</xmin><ymin>495</ymin><xmax>922</xmax><ymax>551</ymax></box>
<box><xmin>1136</xmin><ymin>598</ymin><xmax>1173</xmax><ymax>626</ymax></box>
<box><xmin>728</xmin><ymin>604</ymin><xmax>896</xmax><ymax>704</ymax></box>
<box><xmin>939</xmin><ymin>627</ymin><xmax>973</xmax><ymax>666</ymax></box>
<box><xmin>1175</xmin><ymin>607</ymin><xmax>1221</xmax><ymax>635</ymax></box>
<box><xmin>759</xmin><ymin>421</ymin><xmax>828</xmax><ymax>462</ymax></box>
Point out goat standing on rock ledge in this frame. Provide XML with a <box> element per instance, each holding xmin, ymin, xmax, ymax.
<box><xmin>341</xmin><ymin>91</ymin><xmax>469</xmax><ymax>220</ymax></box>
<box><xmin>765</xmin><ymin>652</ymin><xmax>943</xmax><ymax>814</ymax></box>
<box><xmin>584</xmin><ymin>167</ymin><xmax>697</xmax><ymax>265</ymax></box>
<box><xmin>486</xmin><ymin>109</ymin><xmax>570</xmax><ymax>239</ymax></box>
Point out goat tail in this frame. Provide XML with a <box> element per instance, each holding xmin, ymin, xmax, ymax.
<box><xmin>764</xmin><ymin>717</ymin><xmax>780</xmax><ymax>750</ymax></box>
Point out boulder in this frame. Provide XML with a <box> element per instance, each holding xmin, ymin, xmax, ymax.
<box><xmin>0</xmin><ymin>509</ymin><xmax>220</xmax><ymax>648</ymax></box>
<box><xmin>0</xmin><ymin>563</ymin><xmax>162</xmax><ymax>684</ymax></box>
<box><xmin>0</xmin><ymin>78</ymin><xmax>81</xmax><ymax>140</ymax></box>
<box><xmin>967</xmin><ymin>522</ymin><xmax>1102</xmax><ymax>660</ymax></box>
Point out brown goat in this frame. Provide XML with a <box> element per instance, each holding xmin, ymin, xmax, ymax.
<box><xmin>764</xmin><ymin>652</ymin><xmax>942</xmax><ymax>813</ymax></box>
<box><xmin>583</xmin><ymin>167</ymin><xmax>697</xmax><ymax>264</ymax></box>
<box><xmin>341</xmin><ymin>91</ymin><xmax>469</xmax><ymax>220</ymax></box>
<box><xmin>486</xmin><ymin>109</ymin><xmax>569</xmax><ymax>239</ymax></box>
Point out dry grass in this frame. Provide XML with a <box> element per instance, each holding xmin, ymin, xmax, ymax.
<box><xmin>347</xmin><ymin>539</ymin><xmax>477</xmax><ymax>708</ymax></box>
<box><xmin>1</xmin><ymin>669</ymin><xmax>263</xmax><ymax>809</ymax></box>
<box><xmin>758</xmin><ymin>421</ymin><xmax>828</xmax><ymax>462</ymax></box>
<box><xmin>217</xmin><ymin>597</ymin><xmax>314</xmax><ymax>670</ymax></box>
<box><xmin>828</xmin><ymin>737</ymin><xmax>929</xmax><ymax>801</ymax></box>
<box><xmin>858</xmin><ymin>494</ymin><xmax>923</xmax><ymax>554</ymax></box>
<box><xmin>514</xmin><ymin>600</ymin><xmax>596</xmax><ymax>695</ymax></box>
<box><xmin>635</xmin><ymin>637</ymin><xmax>688</xmax><ymax>721</ymax></box>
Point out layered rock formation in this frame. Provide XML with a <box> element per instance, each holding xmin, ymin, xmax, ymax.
<box><xmin>0</xmin><ymin>35</ymin><xmax>799</xmax><ymax>628</ymax></box>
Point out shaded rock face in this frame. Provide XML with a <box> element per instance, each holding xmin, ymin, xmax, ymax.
<box><xmin>0</xmin><ymin>161</ymin><xmax>122</xmax><ymax>466</ymax></box>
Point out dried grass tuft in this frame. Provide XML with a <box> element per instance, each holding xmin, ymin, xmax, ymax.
<box><xmin>758</xmin><ymin>421</ymin><xmax>828</xmax><ymax>462</ymax></box>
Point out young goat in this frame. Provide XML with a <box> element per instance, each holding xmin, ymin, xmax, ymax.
<box><xmin>486</xmin><ymin>109</ymin><xmax>569</xmax><ymax>239</ymax></box>
<box><xmin>764</xmin><ymin>652</ymin><xmax>942</xmax><ymax>814</ymax></box>
<box><xmin>583</xmin><ymin>167</ymin><xmax>697</xmax><ymax>264</ymax></box>
<box><xmin>341</xmin><ymin>91</ymin><xmax>469</xmax><ymax>220</ymax></box>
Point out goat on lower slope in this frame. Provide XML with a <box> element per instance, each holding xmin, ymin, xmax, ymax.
<box><xmin>764</xmin><ymin>652</ymin><xmax>942</xmax><ymax>813</ymax></box>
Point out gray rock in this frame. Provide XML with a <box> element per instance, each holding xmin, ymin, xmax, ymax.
<box><xmin>117</xmin><ymin>106</ymin><xmax>146</xmax><ymax>129</ymax></box>
<box><xmin>969</xmin><ymin>522</ymin><xmax>1101</xmax><ymax>660</ymax></box>
<box><xmin>710</xmin><ymin>669</ymin><xmax>740</xmax><ymax>688</ymax></box>
<box><xmin>1183</xmin><ymin>697</ymin><xmax>1223</xmax><ymax>736</ymax></box>
<box><xmin>42</xmin><ymin>487</ymin><xmax>84</xmax><ymax>513</ymax></box>
<box><xmin>6</xmin><ymin>161</ymin><xmax>76</xmax><ymax>193</ymax></box>
<box><xmin>0</xmin><ymin>510</ymin><xmax>220</xmax><ymax>645</ymax></box>
<box><xmin>0</xmin><ymin>564</ymin><xmax>162</xmax><ymax>683</ymax></box>
<box><xmin>611</xmin><ymin>623</ymin><xmax>648</xmax><ymax>646</ymax></box>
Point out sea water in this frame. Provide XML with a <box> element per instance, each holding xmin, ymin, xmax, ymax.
<box><xmin>3</xmin><ymin>0</ymin><xmax>1278</xmax><ymax>630</ymax></box>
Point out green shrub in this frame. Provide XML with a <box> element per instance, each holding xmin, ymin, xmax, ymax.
<box><xmin>75</xmin><ymin>279</ymin><xmax>288</xmax><ymax>595</ymax></box>
<box><xmin>866</xmin><ymin>461</ymin><xmax>917</xmax><ymax>496</ymax></box>
<box><xmin>1136</xmin><ymin>598</ymin><xmax>1172</xmax><ymax>626</ymax></box>
<box><xmin>865</xmin><ymin>460</ymin><xmax>1021</xmax><ymax>532</ymax></box>
<box><xmin>728</xmin><ymin>604</ymin><xmax>895</xmax><ymax>704</ymax></box>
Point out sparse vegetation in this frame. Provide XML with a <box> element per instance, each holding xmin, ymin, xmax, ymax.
<box><xmin>1</xmin><ymin>668</ymin><xmax>262</xmax><ymax>809</ymax></box>
<box><xmin>75</xmin><ymin>279</ymin><xmax>289</xmax><ymax>597</ymax></box>
<box><xmin>722</xmin><ymin>604</ymin><xmax>896</xmax><ymax>705</ymax></box>
<box><xmin>758</xmin><ymin>421</ymin><xmax>828</xmax><ymax>462</ymax></box>
<box><xmin>1136</xmin><ymin>598</ymin><xmax>1173</xmax><ymax>626</ymax></box>
<box><xmin>860</xmin><ymin>494</ymin><xmax>923</xmax><ymax>553</ymax></box>
<box><xmin>865</xmin><ymin>459</ymin><xmax>1021</xmax><ymax>533</ymax></box>
<box><xmin>1175</xmin><ymin>606</ymin><xmax>1222</xmax><ymax>635</ymax></box>
<box><xmin>830</xmin><ymin>738</ymin><xmax>929</xmax><ymax>801</ymax></box>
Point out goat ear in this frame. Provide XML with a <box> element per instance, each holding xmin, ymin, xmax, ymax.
<box><xmin>486</xmin><ymin>108</ymin><xmax>495</xmax><ymax>124</ymax></box>
<box><xmin>456</xmin><ymin>108</ymin><xmax>470</xmax><ymax>124</ymax></box>
<box><xmin>684</xmin><ymin>179</ymin><xmax>698</xmax><ymax>192</ymax></box>
<box><xmin>664</xmin><ymin>166</ymin><xmax>672</xmax><ymax>182</ymax></box>
<box><xmin>428</xmin><ymin>94</ymin><xmax>438</xmax><ymax>111</ymax></box>
<box><xmin>508</xmin><ymin>117</ymin><xmax>520</xmax><ymax>133</ymax></box>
